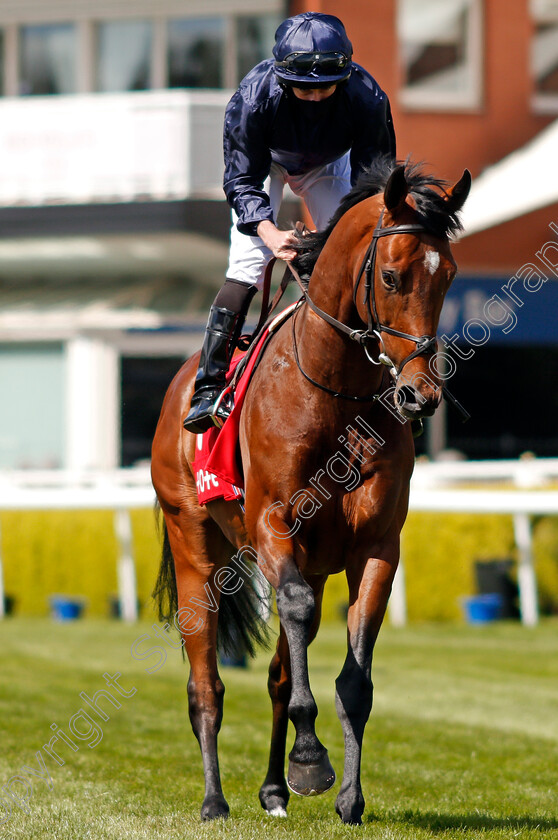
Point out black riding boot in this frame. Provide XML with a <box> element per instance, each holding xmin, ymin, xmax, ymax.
<box><xmin>183</xmin><ymin>280</ymin><xmax>256</xmax><ymax>434</ymax></box>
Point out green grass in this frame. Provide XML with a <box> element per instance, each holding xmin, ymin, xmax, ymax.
<box><xmin>0</xmin><ymin>618</ymin><xmax>557</xmax><ymax>839</ymax></box>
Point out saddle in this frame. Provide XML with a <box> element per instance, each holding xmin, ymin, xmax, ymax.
<box><xmin>192</xmin><ymin>302</ymin><xmax>300</xmax><ymax>505</ymax></box>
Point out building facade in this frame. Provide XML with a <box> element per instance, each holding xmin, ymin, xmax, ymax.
<box><xmin>1</xmin><ymin>0</ymin><xmax>557</xmax><ymax>468</ymax></box>
<box><xmin>0</xmin><ymin>0</ymin><xmax>287</xmax><ymax>470</ymax></box>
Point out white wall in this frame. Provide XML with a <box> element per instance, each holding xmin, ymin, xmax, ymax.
<box><xmin>64</xmin><ymin>336</ymin><xmax>120</xmax><ymax>471</ymax></box>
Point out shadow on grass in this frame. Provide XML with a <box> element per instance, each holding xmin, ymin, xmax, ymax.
<box><xmin>366</xmin><ymin>810</ymin><xmax>558</xmax><ymax>832</ymax></box>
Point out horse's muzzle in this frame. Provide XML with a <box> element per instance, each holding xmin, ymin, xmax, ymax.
<box><xmin>395</xmin><ymin>384</ymin><xmax>441</xmax><ymax>419</ymax></box>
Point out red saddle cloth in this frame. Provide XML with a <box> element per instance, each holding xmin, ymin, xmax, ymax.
<box><xmin>192</xmin><ymin>326</ymin><xmax>270</xmax><ymax>505</ymax></box>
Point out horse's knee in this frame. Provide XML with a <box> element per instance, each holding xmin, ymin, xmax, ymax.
<box><xmin>276</xmin><ymin>579</ymin><xmax>315</xmax><ymax>629</ymax></box>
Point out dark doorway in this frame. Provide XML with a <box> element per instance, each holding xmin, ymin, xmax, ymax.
<box><xmin>416</xmin><ymin>345</ymin><xmax>558</xmax><ymax>459</ymax></box>
<box><xmin>121</xmin><ymin>356</ymin><xmax>184</xmax><ymax>466</ymax></box>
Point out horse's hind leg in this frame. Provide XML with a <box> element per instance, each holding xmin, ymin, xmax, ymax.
<box><xmin>259</xmin><ymin>577</ymin><xmax>325</xmax><ymax>816</ymax></box>
<box><xmin>259</xmin><ymin>627</ymin><xmax>291</xmax><ymax>816</ymax></box>
<box><xmin>334</xmin><ymin>542</ymin><xmax>399</xmax><ymax>825</ymax></box>
<box><xmin>163</xmin><ymin>508</ymin><xmax>230</xmax><ymax>821</ymax></box>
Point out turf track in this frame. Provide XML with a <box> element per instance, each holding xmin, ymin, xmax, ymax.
<box><xmin>0</xmin><ymin>617</ymin><xmax>556</xmax><ymax>839</ymax></box>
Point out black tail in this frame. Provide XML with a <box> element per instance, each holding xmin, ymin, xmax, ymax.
<box><xmin>152</xmin><ymin>510</ymin><xmax>271</xmax><ymax>659</ymax></box>
<box><xmin>152</xmin><ymin>513</ymin><xmax>179</xmax><ymax>624</ymax></box>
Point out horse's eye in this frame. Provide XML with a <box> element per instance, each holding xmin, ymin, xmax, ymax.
<box><xmin>381</xmin><ymin>270</ymin><xmax>398</xmax><ymax>290</ymax></box>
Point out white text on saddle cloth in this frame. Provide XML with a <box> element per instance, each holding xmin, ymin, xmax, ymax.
<box><xmin>195</xmin><ymin>433</ymin><xmax>222</xmax><ymax>497</ymax></box>
<box><xmin>196</xmin><ymin>468</ymin><xmax>220</xmax><ymax>496</ymax></box>
<box><xmin>193</xmin><ymin>432</ymin><xmax>243</xmax><ymax>505</ymax></box>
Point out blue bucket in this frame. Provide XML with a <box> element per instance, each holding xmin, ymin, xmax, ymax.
<box><xmin>49</xmin><ymin>596</ymin><xmax>85</xmax><ymax>622</ymax></box>
<box><xmin>462</xmin><ymin>593</ymin><xmax>503</xmax><ymax>624</ymax></box>
<box><xmin>219</xmin><ymin>654</ymin><xmax>247</xmax><ymax>669</ymax></box>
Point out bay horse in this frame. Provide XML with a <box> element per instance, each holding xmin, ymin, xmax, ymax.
<box><xmin>151</xmin><ymin>159</ymin><xmax>470</xmax><ymax>825</ymax></box>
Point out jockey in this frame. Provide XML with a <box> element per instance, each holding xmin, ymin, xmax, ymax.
<box><xmin>184</xmin><ymin>11</ymin><xmax>396</xmax><ymax>433</ymax></box>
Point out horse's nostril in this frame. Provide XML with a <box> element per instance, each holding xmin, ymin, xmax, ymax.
<box><xmin>396</xmin><ymin>385</ymin><xmax>420</xmax><ymax>407</ymax></box>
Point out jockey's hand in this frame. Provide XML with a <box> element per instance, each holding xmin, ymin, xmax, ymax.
<box><xmin>257</xmin><ymin>221</ymin><xmax>298</xmax><ymax>262</ymax></box>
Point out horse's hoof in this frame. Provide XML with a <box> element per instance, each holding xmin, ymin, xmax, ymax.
<box><xmin>200</xmin><ymin>795</ymin><xmax>229</xmax><ymax>821</ymax></box>
<box><xmin>287</xmin><ymin>752</ymin><xmax>335</xmax><ymax>797</ymax></box>
<box><xmin>259</xmin><ymin>782</ymin><xmax>289</xmax><ymax>816</ymax></box>
<box><xmin>335</xmin><ymin>787</ymin><xmax>365</xmax><ymax>825</ymax></box>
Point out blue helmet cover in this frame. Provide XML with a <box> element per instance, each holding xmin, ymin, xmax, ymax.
<box><xmin>273</xmin><ymin>12</ymin><xmax>353</xmax><ymax>86</ymax></box>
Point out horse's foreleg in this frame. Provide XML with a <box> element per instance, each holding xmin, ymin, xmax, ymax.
<box><xmin>165</xmin><ymin>512</ymin><xmax>229</xmax><ymax>822</ymax></box>
<box><xmin>272</xmin><ymin>568</ymin><xmax>334</xmax><ymax>798</ymax></box>
<box><xmin>259</xmin><ymin>579</ymin><xmax>325</xmax><ymax>815</ymax></box>
<box><xmin>335</xmin><ymin>545</ymin><xmax>399</xmax><ymax>825</ymax></box>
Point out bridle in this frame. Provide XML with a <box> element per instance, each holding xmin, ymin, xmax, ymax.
<box><xmin>290</xmin><ymin>209</ymin><xmax>435</xmax><ymax>392</ymax></box>
<box><xmin>351</xmin><ymin>208</ymin><xmax>438</xmax><ymax>377</ymax></box>
<box><xmin>289</xmin><ymin>208</ymin><xmax>470</xmax><ymax>419</ymax></box>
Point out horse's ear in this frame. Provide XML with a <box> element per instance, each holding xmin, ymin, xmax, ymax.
<box><xmin>445</xmin><ymin>169</ymin><xmax>472</xmax><ymax>213</ymax></box>
<box><xmin>384</xmin><ymin>165</ymin><xmax>408</xmax><ymax>213</ymax></box>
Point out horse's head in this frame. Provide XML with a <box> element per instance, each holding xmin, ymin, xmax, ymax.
<box><xmin>354</xmin><ymin>163</ymin><xmax>471</xmax><ymax>420</ymax></box>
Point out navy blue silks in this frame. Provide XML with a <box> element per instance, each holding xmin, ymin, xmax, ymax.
<box><xmin>223</xmin><ymin>60</ymin><xmax>396</xmax><ymax>236</ymax></box>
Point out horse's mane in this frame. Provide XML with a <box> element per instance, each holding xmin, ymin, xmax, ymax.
<box><xmin>294</xmin><ymin>157</ymin><xmax>464</xmax><ymax>277</ymax></box>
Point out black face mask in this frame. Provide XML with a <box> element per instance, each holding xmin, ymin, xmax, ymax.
<box><xmin>288</xmin><ymin>87</ymin><xmax>339</xmax><ymax>117</ymax></box>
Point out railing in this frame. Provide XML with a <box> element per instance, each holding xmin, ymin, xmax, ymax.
<box><xmin>412</xmin><ymin>457</ymin><xmax>558</xmax><ymax>488</ymax></box>
<box><xmin>1</xmin><ymin>461</ymin><xmax>557</xmax><ymax>625</ymax></box>
<box><xmin>0</xmin><ymin>468</ymin><xmax>155</xmax><ymax>622</ymax></box>
<box><xmin>389</xmin><ymin>485</ymin><xmax>558</xmax><ymax>628</ymax></box>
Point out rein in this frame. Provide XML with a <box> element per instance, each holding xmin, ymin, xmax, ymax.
<box><xmin>290</xmin><ymin>306</ymin><xmax>383</xmax><ymax>402</ymax></box>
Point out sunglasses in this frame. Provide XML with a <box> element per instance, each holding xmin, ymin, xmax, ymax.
<box><xmin>275</xmin><ymin>51</ymin><xmax>350</xmax><ymax>76</ymax></box>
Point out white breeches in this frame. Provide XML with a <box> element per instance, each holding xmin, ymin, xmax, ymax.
<box><xmin>226</xmin><ymin>152</ymin><xmax>351</xmax><ymax>289</ymax></box>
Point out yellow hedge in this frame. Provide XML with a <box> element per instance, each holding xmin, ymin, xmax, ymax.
<box><xmin>401</xmin><ymin>511</ymin><xmax>515</xmax><ymax>621</ymax></box>
<box><xmin>1</xmin><ymin>508</ymin><xmax>557</xmax><ymax>621</ymax></box>
<box><xmin>0</xmin><ymin>508</ymin><xmax>161</xmax><ymax>619</ymax></box>
<box><xmin>322</xmin><ymin>512</ymin><xmax>558</xmax><ymax>622</ymax></box>
<box><xmin>533</xmin><ymin>516</ymin><xmax>558</xmax><ymax>614</ymax></box>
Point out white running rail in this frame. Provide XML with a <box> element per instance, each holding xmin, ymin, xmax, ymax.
<box><xmin>1</xmin><ymin>462</ymin><xmax>557</xmax><ymax>625</ymax></box>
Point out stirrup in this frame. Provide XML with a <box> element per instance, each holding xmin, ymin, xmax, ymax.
<box><xmin>211</xmin><ymin>389</ymin><xmax>234</xmax><ymax>429</ymax></box>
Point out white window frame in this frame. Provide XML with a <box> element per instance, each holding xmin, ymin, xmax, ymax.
<box><xmin>531</xmin><ymin>0</ymin><xmax>558</xmax><ymax>113</ymax></box>
<box><xmin>397</xmin><ymin>0</ymin><xmax>483</xmax><ymax>112</ymax></box>
<box><xmin>0</xmin><ymin>3</ymin><xmax>285</xmax><ymax>96</ymax></box>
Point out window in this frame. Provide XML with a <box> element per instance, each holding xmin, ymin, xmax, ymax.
<box><xmin>0</xmin><ymin>30</ymin><xmax>4</xmax><ymax>95</ymax></box>
<box><xmin>168</xmin><ymin>18</ymin><xmax>225</xmax><ymax>89</ymax></box>
<box><xmin>0</xmin><ymin>344</ymin><xmax>65</xmax><ymax>469</ymax></box>
<box><xmin>398</xmin><ymin>0</ymin><xmax>482</xmax><ymax>109</ymax></box>
<box><xmin>236</xmin><ymin>15</ymin><xmax>280</xmax><ymax>82</ymax></box>
<box><xmin>531</xmin><ymin>0</ymin><xmax>558</xmax><ymax>110</ymax></box>
<box><xmin>12</xmin><ymin>12</ymin><xmax>283</xmax><ymax>96</ymax></box>
<box><xmin>19</xmin><ymin>24</ymin><xmax>77</xmax><ymax>95</ymax></box>
<box><xmin>96</xmin><ymin>21</ymin><xmax>152</xmax><ymax>92</ymax></box>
